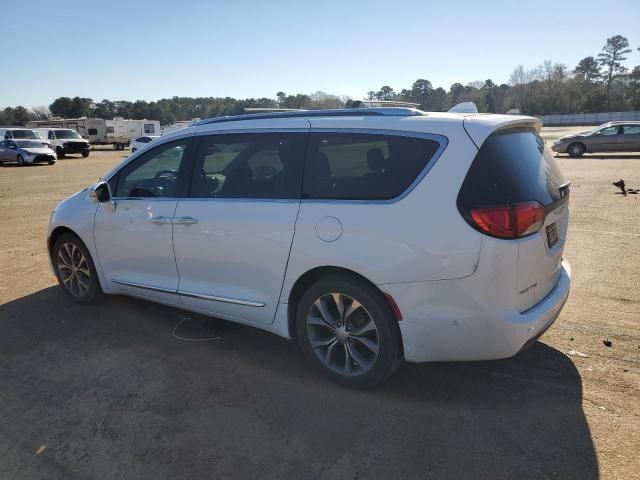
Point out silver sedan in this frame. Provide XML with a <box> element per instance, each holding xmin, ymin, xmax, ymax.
<box><xmin>0</xmin><ymin>139</ymin><xmax>57</xmax><ymax>165</ymax></box>
<box><xmin>551</xmin><ymin>122</ymin><xmax>640</xmax><ymax>157</ymax></box>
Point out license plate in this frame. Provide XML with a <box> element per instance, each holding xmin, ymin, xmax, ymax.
<box><xmin>546</xmin><ymin>222</ymin><xmax>559</xmax><ymax>248</ymax></box>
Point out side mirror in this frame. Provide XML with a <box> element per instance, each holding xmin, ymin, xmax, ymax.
<box><xmin>91</xmin><ymin>181</ymin><xmax>113</xmax><ymax>203</ymax></box>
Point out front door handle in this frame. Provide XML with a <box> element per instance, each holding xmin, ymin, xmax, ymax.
<box><xmin>173</xmin><ymin>216</ymin><xmax>198</xmax><ymax>225</ymax></box>
<box><xmin>150</xmin><ymin>216</ymin><xmax>173</xmax><ymax>225</ymax></box>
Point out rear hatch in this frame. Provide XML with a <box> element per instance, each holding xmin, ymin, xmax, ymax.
<box><xmin>457</xmin><ymin>127</ymin><xmax>569</xmax><ymax>312</ymax></box>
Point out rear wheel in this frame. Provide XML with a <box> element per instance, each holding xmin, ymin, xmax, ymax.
<box><xmin>567</xmin><ymin>142</ymin><xmax>585</xmax><ymax>158</ymax></box>
<box><xmin>82</xmin><ymin>152</ymin><xmax>90</xmax><ymax>158</ymax></box>
<box><xmin>112</xmin><ymin>143</ymin><xmax>119</xmax><ymax>150</ymax></box>
<box><xmin>296</xmin><ymin>275</ymin><xmax>402</xmax><ymax>387</ymax></box>
<box><xmin>17</xmin><ymin>154</ymin><xmax>24</xmax><ymax>166</ymax></box>
<box><xmin>48</xmin><ymin>161</ymin><xmax>55</xmax><ymax>165</ymax></box>
<box><xmin>52</xmin><ymin>233</ymin><xmax>102</xmax><ymax>304</ymax></box>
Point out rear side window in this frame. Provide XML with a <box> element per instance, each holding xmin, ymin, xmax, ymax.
<box><xmin>303</xmin><ymin>133</ymin><xmax>440</xmax><ymax>200</ymax></box>
<box><xmin>458</xmin><ymin>128</ymin><xmax>567</xmax><ymax>208</ymax></box>
<box><xmin>144</xmin><ymin>124</ymin><xmax>155</xmax><ymax>134</ymax></box>
<box><xmin>88</xmin><ymin>128</ymin><xmax>98</xmax><ymax>135</ymax></box>
<box><xmin>189</xmin><ymin>133</ymin><xmax>306</xmax><ymax>199</ymax></box>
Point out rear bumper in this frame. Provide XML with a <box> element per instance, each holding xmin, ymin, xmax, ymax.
<box><xmin>382</xmin><ymin>260</ymin><xmax>571</xmax><ymax>363</ymax></box>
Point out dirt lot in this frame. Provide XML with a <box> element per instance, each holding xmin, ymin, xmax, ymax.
<box><xmin>0</xmin><ymin>128</ymin><xmax>638</xmax><ymax>479</ymax></box>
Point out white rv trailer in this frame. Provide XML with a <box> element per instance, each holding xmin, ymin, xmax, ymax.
<box><xmin>26</xmin><ymin>117</ymin><xmax>160</xmax><ymax>149</ymax></box>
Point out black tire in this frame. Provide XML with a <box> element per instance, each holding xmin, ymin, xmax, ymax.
<box><xmin>56</xmin><ymin>147</ymin><xmax>65</xmax><ymax>159</ymax></box>
<box><xmin>296</xmin><ymin>275</ymin><xmax>403</xmax><ymax>387</ymax></box>
<box><xmin>567</xmin><ymin>142</ymin><xmax>585</xmax><ymax>158</ymax></box>
<box><xmin>17</xmin><ymin>154</ymin><xmax>24</xmax><ymax>166</ymax></box>
<box><xmin>52</xmin><ymin>233</ymin><xmax>103</xmax><ymax>304</ymax></box>
<box><xmin>48</xmin><ymin>161</ymin><xmax>55</xmax><ymax>165</ymax></box>
<box><xmin>112</xmin><ymin>143</ymin><xmax>119</xmax><ymax>150</ymax></box>
<box><xmin>131</xmin><ymin>147</ymin><xmax>137</xmax><ymax>153</ymax></box>
<box><xmin>82</xmin><ymin>152</ymin><xmax>90</xmax><ymax>158</ymax></box>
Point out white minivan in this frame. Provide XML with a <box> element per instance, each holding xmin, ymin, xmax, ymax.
<box><xmin>47</xmin><ymin>108</ymin><xmax>571</xmax><ymax>386</ymax></box>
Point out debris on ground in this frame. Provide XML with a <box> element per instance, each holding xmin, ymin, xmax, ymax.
<box><xmin>613</xmin><ymin>179</ymin><xmax>640</xmax><ymax>195</ymax></box>
<box><xmin>603</xmin><ymin>339</ymin><xmax>613</xmax><ymax>347</ymax></box>
<box><xmin>566</xmin><ymin>350</ymin><xmax>589</xmax><ymax>358</ymax></box>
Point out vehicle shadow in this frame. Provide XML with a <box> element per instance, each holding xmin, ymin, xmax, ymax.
<box><xmin>0</xmin><ymin>288</ymin><xmax>598</xmax><ymax>480</ymax></box>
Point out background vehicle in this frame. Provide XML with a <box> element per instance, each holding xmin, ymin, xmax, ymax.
<box><xmin>130</xmin><ymin>135</ymin><xmax>160</xmax><ymax>153</ymax></box>
<box><xmin>47</xmin><ymin>108</ymin><xmax>571</xmax><ymax>386</ymax></box>
<box><xmin>0</xmin><ymin>127</ymin><xmax>46</xmax><ymax>142</ymax></box>
<box><xmin>551</xmin><ymin>121</ymin><xmax>640</xmax><ymax>157</ymax></box>
<box><xmin>35</xmin><ymin>128</ymin><xmax>91</xmax><ymax>158</ymax></box>
<box><xmin>27</xmin><ymin>118</ymin><xmax>160</xmax><ymax>150</ymax></box>
<box><xmin>0</xmin><ymin>139</ymin><xmax>56</xmax><ymax>165</ymax></box>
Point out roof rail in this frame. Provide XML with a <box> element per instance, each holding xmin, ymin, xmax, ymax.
<box><xmin>192</xmin><ymin>107</ymin><xmax>426</xmax><ymax>126</ymax></box>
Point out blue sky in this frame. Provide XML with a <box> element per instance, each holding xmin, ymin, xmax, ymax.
<box><xmin>3</xmin><ymin>0</ymin><xmax>640</xmax><ymax>108</ymax></box>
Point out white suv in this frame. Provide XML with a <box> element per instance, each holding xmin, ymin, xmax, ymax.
<box><xmin>47</xmin><ymin>108</ymin><xmax>571</xmax><ymax>386</ymax></box>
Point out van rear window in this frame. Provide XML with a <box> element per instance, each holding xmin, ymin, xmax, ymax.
<box><xmin>303</xmin><ymin>133</ymin><xmax>441</xmax><ymax>200</ymax></box>
<box><xmin>458</xmin><ymin>128</ymin><xmax>567</xmax><ymax>208</ymax></box>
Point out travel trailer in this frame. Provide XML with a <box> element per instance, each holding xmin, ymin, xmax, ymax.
<box><xmin>26</xmin><ymin>118</ymin><xmax>160</xmax><ymax>150</ymax></box>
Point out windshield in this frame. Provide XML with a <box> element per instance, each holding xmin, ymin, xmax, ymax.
<box><xmin>55</xmin><ymin>130</ymin><xmax>82</xmax><ymax>139</ymax></box>
<box><xmin>16</xmin><ymin>140</ymin><xmax>46</xmax><ymax>148</ymax></box>
<box><xmin>11</xmin><ymin>129</ymin><xmax>40</xmax><ymax>139</ymax></box>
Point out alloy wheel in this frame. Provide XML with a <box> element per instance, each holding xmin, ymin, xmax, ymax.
<box><xmin>306</xmin><ymin>292</ymin><xmax>380</xmax><ymax>376</ymax></box>
<box><xmin>57</xmin><ymin>242</ymin><xmax>91</xmax><ymax>297</ymax></box>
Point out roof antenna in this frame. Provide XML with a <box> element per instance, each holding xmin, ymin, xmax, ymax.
<box><xmin>448</xmin><ymin>102</ymin><xmax>478</xmax><ymax>114</ymax></box>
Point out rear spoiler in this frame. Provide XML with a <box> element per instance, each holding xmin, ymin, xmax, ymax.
<box><xmin>463</xmin><ymin>115</ymin><xmax>543</xmax><ymax>149</ymax></box>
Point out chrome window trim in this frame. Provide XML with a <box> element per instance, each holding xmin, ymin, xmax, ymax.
<box><xmin>103</xmin><ymin>127</ymin><xmax>448</xmax><ymax>204</ymax></box>
<box><xmin>111</xmin><ymin>279</ymin><xmax>265</xmax><ymax>307</ymax></box>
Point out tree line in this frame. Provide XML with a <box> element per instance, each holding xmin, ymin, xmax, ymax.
<box><xmin>1</xmin><ymin>35</ymin><xmax>638</xmax><ymax>126</ymax></box>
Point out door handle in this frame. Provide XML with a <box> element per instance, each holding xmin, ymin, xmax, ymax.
<box><xmin>173</xmin><ymin>216</ymin><xmax>198</xmax><ymax>225</ymax></box>
<box><xmin>150</xmin><ymin>216</ymin><xmax>173</xmax><ymax>225</ymax></box>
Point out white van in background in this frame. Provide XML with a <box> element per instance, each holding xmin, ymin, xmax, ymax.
<box><xmin>0</xmin><ymin>127</ymin><xmax>46</xmax><ymax>142</ymax></box>
<box><xmin>35</xmin><ymin>128</ymin><xmax>91</xmax><ymax>158</ymax></box>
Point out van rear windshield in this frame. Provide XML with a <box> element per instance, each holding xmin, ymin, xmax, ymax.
<box><xmin>458</xmin><ymin>128</ymin><xmax>567</xmax><ymax>208</ymax></box>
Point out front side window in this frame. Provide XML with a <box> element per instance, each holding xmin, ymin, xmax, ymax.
<box><xmin>303</xmin><ymin>133</ymin><xmax>441</xmax><ymax>200</ymax></box>
<box><xmin>599</xmin><ymin>126</ymin><xmax>620</xmax><ymax>136</ymax></box>
<box><xmin>190</xmin><ymin>133</ymin><xmax>305</xmax><ymax>199</ymax></box>
<box><xmin>48</xmin><ymin>131</ymin><xmax>54</xmax><ymax>140</ymax></box>
<box><xmin>144</xmin><ymin>124</ymin><xmax>155</xmax><ymax>134</ymax></box>
<box><xmin>115</xmin><ymin>140</ymin><xmax>189</xmax><ymax>198</ymax></box>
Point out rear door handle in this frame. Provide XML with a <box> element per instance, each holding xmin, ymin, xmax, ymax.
<box><xmin>173</xmin><ymin>216</ymin><xmax>198</xmax><ymax>225</ymax></box>
<box><xmin>150</xmin><ymin>216</ymin><xmax>173</xmax><ymax>225</ymax></box>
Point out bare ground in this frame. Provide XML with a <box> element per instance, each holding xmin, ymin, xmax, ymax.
<box><xmin>0</xmin><ymin>131</ymin><xmax>638</xmax><ymax>479</ymax></box>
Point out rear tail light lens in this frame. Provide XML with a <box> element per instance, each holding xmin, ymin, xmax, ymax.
<box><xmin>468</xmin><ymin>202</ymin><xmax>545</xmax><ymax>239</ymax></box>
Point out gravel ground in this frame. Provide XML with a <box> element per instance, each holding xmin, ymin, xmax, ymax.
<box><xmin>0</xmin><ymin>128</ymin><xmax>638</xmax><ymax>479</ymax></box>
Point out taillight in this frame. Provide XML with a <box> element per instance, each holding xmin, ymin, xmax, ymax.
<box><xmin>468</xmin><ymin>202</ymin><xmax>545</xmax><ymax>239</ymax></box>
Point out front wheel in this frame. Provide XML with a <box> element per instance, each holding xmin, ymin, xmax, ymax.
<box><xmin>82</xmin><ymin>152</ymin><xmax>90</xmax><ymax>158</ymax></box>
<box><xmin>17</xmin><ymin>154</ymin><xmax>25</xmax><ymax>166</ymax></box>
<box><xmin>48</xmin><ymin>161</ymin><xmax>55</xmax><ymax>165</ymax></box>
<box><xmin>567</xmin><ymin>142</ymin><xmax>585</xmax><ymax>158</ymax></box>
<box><xmin>52</xmin><ymin>233</ymin><xmax>102</xmax><ymax>304</ymax></box>
<box><xmin>296</xmin><ymin>275</ymin><xmax>402</xmax><ymax>387</ymax></box>
<box><xmin>56</xmin><ymin>147</ymin><xmax>66</xmax><ymax>159</ymax></box>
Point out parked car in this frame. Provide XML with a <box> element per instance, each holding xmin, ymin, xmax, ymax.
<box><xmin>130</xmin><ymin>135</ymin><xmax>160</xmax><ymax>153</ymax></box>
<box><xmin>0</xmin><ymin>139</ymin><xmax>56</xmax><ymax>165</ymax></box>
<box><xmin>34</xmin><ymin>128</ymin><xmax>91</xmax><ymax>158</ymax></box>
<box><xmin>47</xmin><ymin>108</ymin><xmax>571</xmax><ymax>386</ymax></box>
<box><xmin>551</xmin><ymin>121</ymin><xmax>640</xmax><ymax>157</ymax></box>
